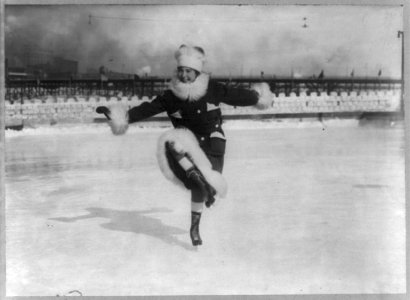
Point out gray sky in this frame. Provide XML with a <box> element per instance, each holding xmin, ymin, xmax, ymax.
<box><xmin>5</xmin><ymin>4</ymin><xmax>404</xmax><ymax>78</ymax></box>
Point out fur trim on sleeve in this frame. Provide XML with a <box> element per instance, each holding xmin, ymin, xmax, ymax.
<box><xmin>251</xmin><ymin>82</ymin><xmax>273</xmax><ymax>110</ymax></box>
<box><xmin>156</xmin><ymin>128</ymin><xmax>228</xmax><ymax>198</ymax></box>
<box><xmin>108</xmin><ymin>103</ymin><xmax>129</xmax><ymax>135</ymax></box>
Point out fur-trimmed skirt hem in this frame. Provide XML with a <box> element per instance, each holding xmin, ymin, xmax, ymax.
<box><xmin>156</xmin><ymin>128</ymin><xmax>227</xmax><ymax>198</ymax></box>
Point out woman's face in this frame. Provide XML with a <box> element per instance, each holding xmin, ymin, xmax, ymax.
<box><xmin>177</xmin><ymin>67</ymin><xmax>198</xmax><ymax>83</ymax></box>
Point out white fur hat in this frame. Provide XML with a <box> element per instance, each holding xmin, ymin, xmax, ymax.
<box><xmin>175</xmin><ymin>45</ymin><xmax>205</xmax><ymax>72</ymax></box>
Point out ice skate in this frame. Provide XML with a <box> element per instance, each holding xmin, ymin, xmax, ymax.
<box><xmin>205</xmin><ymin>194</ymin><xmax>216</xmax><ymax>208</ymax></box>
<box><xmin>190</xmin><ymin>211</ymin><xmax>202</xmax><ymax>246</ymax></box>
<box><xmin>186</xmin><ymin>167</ymin><xmax>217</xmax><ymax>208</ymax></box>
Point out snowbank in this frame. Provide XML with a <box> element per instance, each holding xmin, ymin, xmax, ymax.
<box><xmin>4</xmin><ymin>118</ymin><xmax>374</xmax><ymax>138</ymax></box>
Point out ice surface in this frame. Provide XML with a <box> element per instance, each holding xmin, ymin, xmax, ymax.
<box><xmin>4</xmin><ymin>118</ymin><xmax>362</xmax><ymax>138</ymax></box>
<box><xmin>5</xmin><ymin>120</ymin><xmax>406</xmax><ymax>296</ymax></box>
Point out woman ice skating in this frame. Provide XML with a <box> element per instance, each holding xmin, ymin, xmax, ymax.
<box><xmin>96</xmin><ymin>44</ymin><xmax>272</xmax><ymax>246</ymax></box>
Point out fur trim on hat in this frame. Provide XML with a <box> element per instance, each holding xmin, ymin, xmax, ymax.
<box><xmin>169</xmin><ymin>72</ymin><xmax>209</xmax><ymax>101</ymax></box>
<box><xmin>108</xmin><ymin>103</ymin><xmax>129</xmax><ymax>135</ymax></box>
<box><xmin>251</xmin><ymin>82</ymin><xmax>273</xmax><ymax>109</ymax></box>
<box><xmin>175</xmin><ymin>45</ymin><xmax>205</xmax><ymax>72</ymax></box>
<box><xmin>156</xmin><ymin>128</ymin><xmax>228</xmax><ymax>198</ymax></box>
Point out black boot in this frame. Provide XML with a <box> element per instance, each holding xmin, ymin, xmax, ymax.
<box><xmin>186</xmin><ymin>167</ymin><xmax>216</xmax><ymax>208</ymax></box>
<box><xmin>190</xmin><ymin>211</ymin><xmax>202</xmax><ymax>246</ymax></box>
<box><xmin>205</xmin><ymin>194</ymin><xmax>216</xmax><ymax>208</ymax></box>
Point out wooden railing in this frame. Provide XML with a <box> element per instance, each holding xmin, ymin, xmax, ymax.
<box><xmin>5</xmin><ymin>76</ymin><xmax>402</xmax><ymax>102</ymax></box>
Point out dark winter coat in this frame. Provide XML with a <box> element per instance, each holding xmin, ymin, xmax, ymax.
<box><xmin>128</xmin><ymin>79</ymin><xmax>259</xmax><ymax>157</ymax></box>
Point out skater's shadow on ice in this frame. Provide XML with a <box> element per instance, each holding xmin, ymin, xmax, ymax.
<box><xmin>49</xmin><ymin>207</ymin><xmax>194</xmax><ymax>251</ymax></box>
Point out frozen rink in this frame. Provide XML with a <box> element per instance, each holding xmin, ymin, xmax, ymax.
<box><xmin>4</xmin><ymin>119</ymin><xmax>406</xmax><ymax>296</ymax></box>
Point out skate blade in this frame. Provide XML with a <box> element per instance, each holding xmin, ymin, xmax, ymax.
<box><xmin>207</xmin><ymin>201</ymin><xmax>218</xmax><ymax>209</ymax></box>
<box><xmin>191</xmin><ymin>240</ymin><xmax>202</xmax><ymax>250</ymax></box>
<box><xmin>192</xmin><ymin>245</ymin><xmax>201</xmax><ymax>252</ymax></box>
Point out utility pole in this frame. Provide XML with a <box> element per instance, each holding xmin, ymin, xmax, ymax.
<box><xmin>398</xmin><ymin>30</ymin><xmax>404</xmax><ymax>114</ymax></box>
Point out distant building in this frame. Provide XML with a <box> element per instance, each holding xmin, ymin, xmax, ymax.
<box><xmin>24</xmin><ymin>49</ymin><xmax>54</xmax><ymax>66</ymax></box>
<box><xmin>80</xmin><ymin>66</ymin><xmax>135</xmax><ymax>80</ymax></box>
<box><xmin>6</xmin><ymin>47</ymin><xmax>78</xmax><ymax>79</ymax></box>
<box><xmin>5</xmin><ymin>59</ymin><xmax>31</xmax><ymax>80</ymax></box>
<box><xmin>45</xmin><ymin>57</ymin><xmax>79</xmax><ymax>79</ymax></box>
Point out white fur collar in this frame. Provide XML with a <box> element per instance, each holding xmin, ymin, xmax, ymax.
<box><xmin>168</xmin><ymin>73</ymin><xmax>209</xmax><ymax>101</ymax></box>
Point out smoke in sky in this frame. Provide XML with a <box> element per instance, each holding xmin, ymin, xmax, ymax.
<box><xmin>4</xmin><ymin>4</ymin><xmax>403</xmax><ymax>78</ymax></box>
<box><xmin>5</xmin><ymin>6</ymin><xmax>132</xmax><ymax>73</ymax></box>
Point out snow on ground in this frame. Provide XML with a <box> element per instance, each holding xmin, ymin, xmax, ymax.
<box><xmin>4</xmin><ymin>120</ymin><xmax>406</xmax><ymax>296</ymax></box>
<box><xmin>4</xmin><ymin>118</ymin><xmax>362</xmax><ymax>138</ymax></box>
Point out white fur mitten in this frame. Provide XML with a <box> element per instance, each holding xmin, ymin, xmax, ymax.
<box><xmin>251</xmin><ymin>82</ymin><xmax>273</xmax><ymax>110</ymax></box>
<box><xmin>108</xmin><ymin>103</ymin><xmax>129</xmax><ymax>135</ymax></box>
